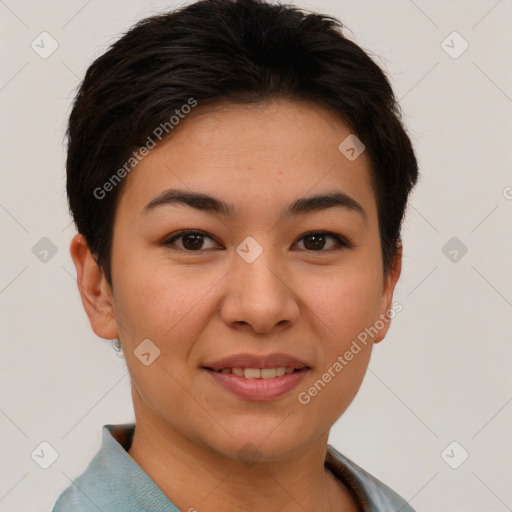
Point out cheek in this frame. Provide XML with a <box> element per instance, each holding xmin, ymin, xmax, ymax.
<box><xmin>113</xmin><ymin>268</ymin><xmax>204</xmax><ymax>421</ymax></box>
<box><xmin>302</xmin><ymin>267</ymin><xmax>382</xmax><ymax>342</ymax></box>
<box><xmin>111</xmin><ymin>259</ymin><xmax>220</xmax><ymax>402</ymax></box>
<box><xmin>297</xmin><ymin>273</ymin><xmax>377</xmax><ymax>422</ymax></box>
<box><xmin>299</xmin><ymin>344</ymin><xmax>372</xmax><ymax>431</ymax></box>
<box><xmin>112</xmin><ymin>255</ymin><xmax>218</xmax><ymax>341</ymax></box>
<box><xmin>298</xmin><ymin>268</ymin><xmax>380</xmax><ymax>406</ymax></box>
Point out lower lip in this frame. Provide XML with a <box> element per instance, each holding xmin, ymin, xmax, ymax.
<box><xmin>204</xmin><ymin>369</ymin><xmax>308</xmax><ymax>401</ymax></box>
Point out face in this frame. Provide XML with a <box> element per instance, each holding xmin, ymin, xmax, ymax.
<box><xmin>74</xmin><ymin>98</ymin><xmax>401</xmax><ymax>462</ymax></box>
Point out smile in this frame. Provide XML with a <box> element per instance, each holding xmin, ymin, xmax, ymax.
<box><xmin>215</xmin><ymin>367</ymin><xmax>297</xmax><ymax>378</ymax></box>
<box><xmin>204</xmin><ymin>367</ymin><xmax>309</xmax><ymax>401</ymax></box>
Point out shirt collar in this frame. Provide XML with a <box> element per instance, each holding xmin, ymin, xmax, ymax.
<box><xmin>99</xmin><ymin>423</ymin><xmax>180</xmax><ymax>510</ymax></box>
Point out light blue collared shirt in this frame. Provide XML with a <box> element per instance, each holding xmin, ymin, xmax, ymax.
<box><xmin>51</xmin><ymin>423</ymin><xmax>416</xmax><ymax>511</ymax></box>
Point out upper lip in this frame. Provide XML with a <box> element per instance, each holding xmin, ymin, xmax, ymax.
<box><xmin>203</xmin><ymin>353</ymin><xmax>309</xmax><ymax>371</ymax></box>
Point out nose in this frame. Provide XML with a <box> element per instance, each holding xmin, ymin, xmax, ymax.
<box><xmin>220</xmin><ymin>246</ymin><xmax>300</xmax><ymax>334</ymax></box>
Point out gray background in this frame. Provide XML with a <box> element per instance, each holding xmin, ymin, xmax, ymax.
<box><xmin>1</xmin><ymin>0</ymin><xmax>511</xmax><ymax>510</ymax></box>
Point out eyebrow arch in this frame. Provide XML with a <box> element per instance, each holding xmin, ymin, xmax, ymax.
<box><xmin>141</xmin><ymin>188</ymin><xmax>367</xmax><ymax>223</ymax></box>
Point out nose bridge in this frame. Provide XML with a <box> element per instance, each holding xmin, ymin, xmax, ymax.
<box><xmin>222</xmin><ymin>235</ymin><xmax>299</xmax><ymax>331</ymax></box>
<box><xmin>234</xmin><ymin>236</ymin><xmax>286</xmax><ymax>298</ymax></box>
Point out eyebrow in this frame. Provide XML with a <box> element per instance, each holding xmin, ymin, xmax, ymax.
<box><xmin>141</xmin><ymin>188</ymin><xmax>367</xmax><ymax>223</ymax></box>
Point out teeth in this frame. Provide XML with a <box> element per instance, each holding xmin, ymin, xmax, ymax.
<box><xmin>216</xmin><ymin>366</ymin><xmax>297</xmax><ymax>378</ymax></box>
<box><xmin>244</xmin><ymin>368</ymin><xmax>261</xmax><ymax>379</ymax></box>
<box><xmin>261</xmin><ymin>368</ymin><xmax>277</xmax><ymax>379</ymax></box>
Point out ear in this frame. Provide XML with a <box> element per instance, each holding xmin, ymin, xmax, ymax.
<box><xmin>373</xmin><ymin>240</ymin><xmax>403</xmax><ymax>344</ymax></box>
<box><xmin>69</xmin><ymin>233</ymin><xmax>119</xmax><ymax>340</ymax></box>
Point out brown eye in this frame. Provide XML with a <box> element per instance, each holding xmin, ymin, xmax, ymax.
<box><xmin>163</xmin><ymin>230</ymin><xmax>351</xmax><ymax>253</ymax></box>
<box><xmin>295</xmin><ymin>231</ymin><xmax>350</xmax><ymax>252</ymax></box>
<box><xmin>163</xmin><ymin>230</ymin><xmax>219</xmax><ymax>251</ymax></box>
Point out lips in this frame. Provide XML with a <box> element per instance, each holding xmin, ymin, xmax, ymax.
<box><xmin>203</xmin><ymin>352</ymin><xmax>309</xmax><ymax>372</ymax></box>
<box><xmin>202</xmin><ymin>352</ymin><xmax>310</xmax><ymax>401</ymax></box>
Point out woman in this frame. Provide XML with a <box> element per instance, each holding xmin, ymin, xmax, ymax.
<box><xmin>53</xmin><ymin>0</ymin><xmax>419</xmax><ymax>510</ymax></box>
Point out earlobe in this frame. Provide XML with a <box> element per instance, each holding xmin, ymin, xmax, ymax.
<box><xmin>69</xmin><ymin>233</ymin><xmax>118</xmax><ymax>340</ymax></box>
<box><xmin>373</xmin><ymin>240</ymin><xmax>403</xmax><ymax>344</ymax></box>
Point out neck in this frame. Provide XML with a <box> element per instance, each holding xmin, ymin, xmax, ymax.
<box><xmin>127</xmin><ymin>391</ymin><xmax>358</xmax><ymax>512</ymax></box>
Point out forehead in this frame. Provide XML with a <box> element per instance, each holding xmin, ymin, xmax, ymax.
<box><xmin>117</xmin><ymin>98</ymin><xmax>377</xmax><ymax>225</ymax></box>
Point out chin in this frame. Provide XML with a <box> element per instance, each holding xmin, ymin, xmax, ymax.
<box><xmin>202</xmin><ymin>419</ymin><xmax>320</xmax><ymax>463</ymax></box>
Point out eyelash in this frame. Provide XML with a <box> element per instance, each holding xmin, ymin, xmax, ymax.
<box><xmin>162</xmin><ymin>229</ymin><xmax>353</xmax><ymax>253</ymax></box>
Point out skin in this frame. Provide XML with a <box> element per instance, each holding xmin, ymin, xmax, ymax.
<box><xmin>70</xmin><ymin>98</ymin><xmax>402</xmax><ymax>512</ymax></box>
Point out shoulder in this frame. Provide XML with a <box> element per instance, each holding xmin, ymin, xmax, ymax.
<box><xmin>51</xmin><ymin>424</ymin><xmax>124</xmax><ymax>511</ymax></box>
<box><xmin>51</xmin><ymin>423</ymin><xmax>179</xmax><ymax>512</ymax></box>
<box><xmin>326</xmin><ymin>444</ymin><xmax>416</xmax><ymax>512</ymax></box>
<box><xmin>51</xmin><ymin>443</ymin><xmax>122</xmax><ymax>512</ymax></box>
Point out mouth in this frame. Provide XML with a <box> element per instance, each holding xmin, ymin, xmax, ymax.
<box><xmin>203</xmin><ymin>352</ymin><xmax>309</xmax><ymax>372</ymax></box>
<box><xmin>202</xmin><ymin>364</ymin><xmax>309</xmax><ymax>401</ymax></box>
<box><xmin>202</xmin><ymin>352</ymin><xmax>310</xmax><ymax>401</ymax></box>
<box><xmin>204</xmin><ymin>366</ymin><xmax>305</xmax><ymax>379</ymax></box>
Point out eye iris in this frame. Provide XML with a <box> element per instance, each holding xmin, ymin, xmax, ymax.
<box><xmin>172</xmin><ymin>232</ymin><xmax>338</xmax><ymax>251</ymax></box>
<box><xmin>182</xmin><ymin>233</ymin><xmax>204</xmax><ymax>250</ymax></box>
<box><xmin>304</xmin><ymin>233</ymin><xmax>326</xmax><ymax>250</ymax></box>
